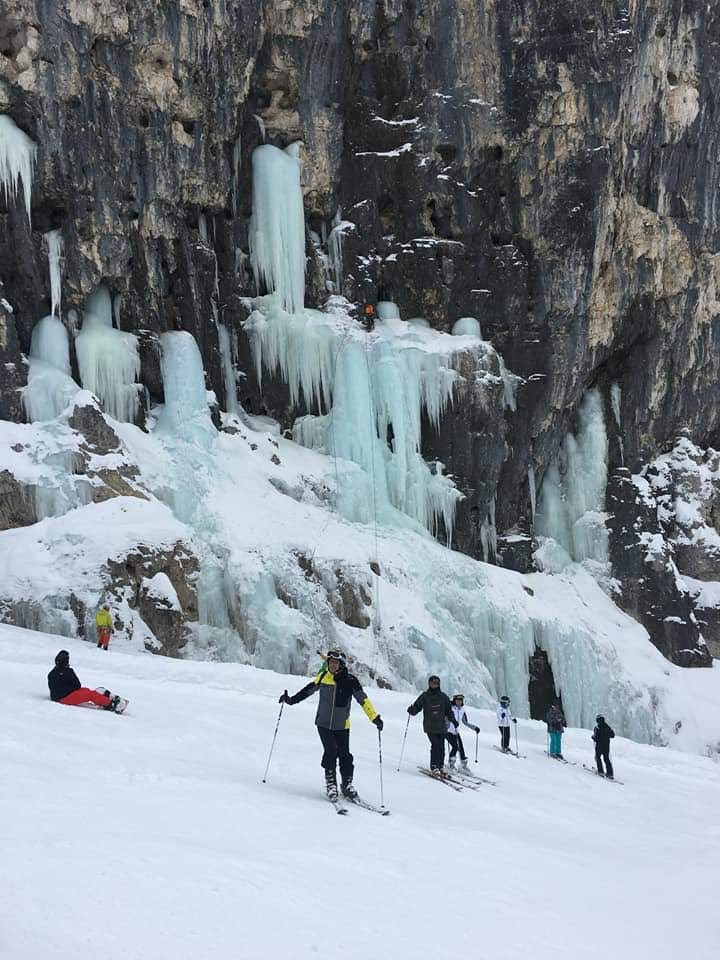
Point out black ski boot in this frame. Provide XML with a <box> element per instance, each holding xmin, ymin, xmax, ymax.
<box><xmin>341</xmin><ymin>779</ymin><xmax>358</xmax><ymax>800</ymax></box>
<box><xmin>103</xmin><ymin>694</ymin><xmax>120</xmax><ymax>712</ymax></box>
<box><xmin>325</xmin><ymin>769</ymin><xmax>339</xmax><ymax>802</ymax></box>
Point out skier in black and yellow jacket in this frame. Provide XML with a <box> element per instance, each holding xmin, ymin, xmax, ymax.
<box><xmin>279</xmin><ymin>649</ymin><xmax>383</xmax><ymax>801</ymax></box>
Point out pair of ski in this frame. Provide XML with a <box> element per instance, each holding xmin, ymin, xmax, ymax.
<box><xmin>493</xmin><ymin>745</ymin><xmax>526</xmax><ymax>759</ymax></box>
<box><xmin>544</xmin><ymin>752</ymin><xmax>576</xmax><ymax>765</ymax></box>
<box><xmin>418</xmin><ymin>767</ymin><xmax>497</xmax><ymax>791</ymax></box>
<box><xmin>328</xmin><ymin>794</ymin><xmax>390</xmax><ymax>816</ymax></box>
<box><xmin>582</xmin><ymin>764</ymin><xmax>624</xmax><ymax>785</ymax></box>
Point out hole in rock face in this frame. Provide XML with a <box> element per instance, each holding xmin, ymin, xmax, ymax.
<box><xmin>378</xmin><ymin>194</ymin><xmax>396</xmax><ymax>233</ymax></box>
<box><xmin>656</xmin><ymin>23</ymin><xmax>667</xmax><ymax>38</ymax></box>
<box><xmin>138</xmin><ymin>112</ymin><xmax>150</xmax><ymax>129</ymax></box>
<box><xmin>667</xmin><ymin>70</ymin><xmax>678</xmax><ymax>86</ymax></box>
<box><xmin>363</xmin><ymin>40</ymin><xmax>373</xmax><ymax>52</ymax></box>
<box><xmin>492</xmin><ymin>144</ymin><xmax>503</xmax><ymax>161</ymax></box>
<box><xmin>436</xmin><ymin>142</ymin><xmax>457</xmax><ymax>166</ymax></box>
<box><xmin>181</xmin><ymin>119</ymin><xmax>195</xmax><ymax>135</ymax></box>
<box><xmin>425</xmin><ymin>36</ymin><xmax>435</xmax><ymax>51</ymax></box>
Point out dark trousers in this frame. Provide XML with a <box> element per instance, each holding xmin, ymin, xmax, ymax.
<box><xmin>317</xmin><ymin>726</ymin><xmax>354</xmax><ymax>782</ymax></box>
<box><xmin>595</xmin><ymin>746</ymin><xmax>613</xmax><ymax>778</ymax></box>
<box><xmin>427</xmin><ymin>732</ymin><xmax>446</xmax><ymax>770</ymax></box>
<box><xmin>499</xmin><ymin>726</ymin><xmax>511</xmax><ymax>750</ymax></box>
<box><xmin>446</xmin><ymin>732</ymin><xmax>466</xmax><ymax>761</ymax></box>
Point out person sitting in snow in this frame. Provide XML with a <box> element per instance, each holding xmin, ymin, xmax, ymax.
<box><xmin>545</xmin><ymin>701</ymin><xmax>566</xmax><ymax>759</ymax></box>
<box><xmin>95</xmin><ymin>603</ymin><xmax>113</xmax><ymax>650</ymax></box>
<box><xmin>279</xmin><ymin>649</ymin><xmax>383</xmax><ymax>803</ymax></box>
<box><xmin>446</xmin><ymin>693</ymin><xmax>480</xmax><ymax>771</ymax></box>
<box><xmin>48</xmin><ymin>650</ymin><xmax>123</xmax><ymax>712</ymax></box>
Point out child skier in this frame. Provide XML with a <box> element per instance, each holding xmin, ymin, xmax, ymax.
<box><xmin>279</xmin><ymin>649</ymin><xmax>383</xmax><ymax>802</ymax></box>
<box><xmin>48</xmin><ymin>650</ymin><xmax>124</xmax><ymax>712</ymax></box>
<box><xmin>545</xmin><ymin>701</ymin><xmax>566</xmax><ymax>758</ymax></box>
<box><xmin>407</xmin><ymin>675</ymin><xmax>455</xmax><ymax>775</ymax></box>
<box><xmin>446</xmin><ymin>693</ymin><xmax>480</xmax><ymax>770</ymax></box>
<box><xmin>592</xmin><ymin>715</ymin><xmax>615</xmax><ymax>779</ymax></box>
<box><xmin>496</xmin><ymin>695</ymin><xmax>517</xmax><ymax>752</ymax></box>
<box><xmin>95</xmin><ymin>603</ymin><xmax>113</xmax><ymax>650</ymax></box>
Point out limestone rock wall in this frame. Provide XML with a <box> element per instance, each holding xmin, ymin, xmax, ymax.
<box><xmin>1</xmin><ymin>1</ymin><xmax>719</xmax><ymax>665</ymax></box>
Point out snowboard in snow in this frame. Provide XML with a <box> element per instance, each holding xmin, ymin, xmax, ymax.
<box><xmin>95</xmin><ymin>688</ymin><xmax>129</xmax><ymax>714</ymax></box>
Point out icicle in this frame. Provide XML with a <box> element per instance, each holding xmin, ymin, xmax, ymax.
<box><xmin>327</xmin><ymin>211</ymin><xmax>354</xmax><ymax>295</ymax></box>
<box><xmin>451</xmin><ymin>317</ymin><xmax>482</xmax><ymax>338</ymax></box>
<box><xmin>75</xmin><ymin>285</ymin><xmax>141</xmax><ymax>422</ymax></box>
<box><xmin>0</xmin><ymin>114</ymin><xmax>36</xmax><ymax>222</ymax></box>
<box><xmin>480</xmin><ymin>497</ymin><xmax>497</xmax><ymax>563</ymax></box>
<box><xmin>217</xmin><ymin>323</ymin><xmax>239</xmax><ymax>415</ymax></box>
<box><xmin>498</xmin><ymin>354</ymin><xmax>518</xmax><ymax>411</ymax></box>
<box><xmin>198</xmin><ymin>212</ymin><xmax>208</xmax><ymax>242</ymax></box>
<box><xmin>536</xmin><ymin>389</ymin><xmax>609</xmax><ymax>567</ymax></box>
<box><xmin>528</xmin><ymin>464</ymin><xmax>536</xmax><ymax>524</ymax></box>
<box><xmin>253</xmin><ymin>114</ymin><xmax>266</xmax><ymax>142</ymax></box>
<box><xmin>249</xmin><ymin>144</ymin><xmax>306</xmax><ymax>314</ymax></box>
<box><xmin>23</xmin><ymin>315</ymin><xmax>79</xmax><ymax>421</ymax></box>
<box><xmin>46</xmin><ymin>230</ymin><xmax>63</xmax><ymax>318</ymax></box>
<box><xmin>611</xmin><ymin>382</ymin><xmax>624</xmax><ymax>466</ymax></box>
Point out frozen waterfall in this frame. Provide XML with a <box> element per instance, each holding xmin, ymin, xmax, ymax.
<box><xmin>0</xmin><ymin>114</ymin><xmax>36</xmax><ymax>222</ymax></box>
<box><xmin>535</xmin><ymin>389</ymin><xmax>610</xmax><ymax>569</ymax></box>
<box><xmin>23</xmin><ymin>315</ymin><xmax>79</xmax><ymax>421</ymax></box>
<box><xmin>75</xmin><ymin>286</ymin><xmax>140</xmax><ymax>422</ymax></box>
<box><xmin>249</xmin><ymin>143</ymin><xmax>306</xmax><ymax>314</ymax></box>
<box><xmin>245</xmin><ymin>297</ymin><xmax>471</xmax><ymax>544</ymax></box>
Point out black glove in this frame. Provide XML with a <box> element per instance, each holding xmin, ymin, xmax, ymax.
<box><xmin>373</xmin><ymin>715</ymin><xmax>384</xmax><ymax>731</ymax></box>
<box><xmin>474</xmin><ymin>726</ymin><xmax>480</xmax><ymax>734</ymax></box>
<box><xmin>512</xmin><ymin>718</ymin><xmax>517</xmax><ymax>724</ymax></box>
<box><xmin>407</xmin><ymin>706</ymin><xmax>413</xmax><ymax>714</ymax></box>
<box><xmin>279</xmin><ymin>690</ymin><xmax>289</xmax><ymax>704</ymax></box>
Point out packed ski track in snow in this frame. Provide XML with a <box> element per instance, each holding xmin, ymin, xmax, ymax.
<box><xmin>1</xmin><ymin>624</ymin><xmax>717</xmax><ymax>960</ymax></box>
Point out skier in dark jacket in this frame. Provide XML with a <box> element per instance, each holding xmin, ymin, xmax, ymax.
<box><xmin>407</xmin><ymin>675</ymin><xmax>454</xmax><ymax>775</ymax></box>
<box><xmin>545</xmin><ymin>702</ymin><xmax>566</xmax><ymax>758</ymax></box>
<box><xmin>48</xmin><ymin>650</ymin><xmax>122</xmax><ymax>711</ymax></box>
<box><xmin>592</xmin><ymin>715</ymin><xmax>615</xmax><ymax>779</ymax></box>
<box><xmin>279</xmin><ymin>649</ymin><xmax>383</xmax><ymax>802</ymax></box>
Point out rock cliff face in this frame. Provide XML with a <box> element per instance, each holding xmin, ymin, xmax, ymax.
<box><xmin>1</xmin><ymin>1</ymin><xmax>719</xmax><ymax>668</ymax></box>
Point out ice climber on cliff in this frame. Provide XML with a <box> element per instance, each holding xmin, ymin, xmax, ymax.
<box><xmin>279</xmin><ymin>649</ymin><xmax>383</xmax><ymax>802</ymax></box>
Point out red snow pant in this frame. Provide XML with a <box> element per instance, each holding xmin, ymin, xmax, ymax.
<box><xmin>59</xmin><ymin>688</ymin><xmax>111</xmax><ymax>708</ymax></box>
<box><xmin>97</xmin><ymin>627</ymin><xmax>111</xmax><ymax>650</ymax></box>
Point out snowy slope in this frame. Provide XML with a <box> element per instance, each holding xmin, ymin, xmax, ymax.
<box><xmin>1</xmin><ymin>624</ymin><xmax>717</xmax><ymax>960</ymax></box>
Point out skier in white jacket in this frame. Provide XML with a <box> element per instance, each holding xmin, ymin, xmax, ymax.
<box><xmin>445</xmin><ymin>694</ymin><xmax>480</xmax><ymax>770</ymax></box>
<box><xmin>496</xmin><ymin>695</ymin><xmax>517</xmax><ymax>752</ymax></box>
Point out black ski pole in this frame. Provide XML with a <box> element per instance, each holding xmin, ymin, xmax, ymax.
<box><xmin>397</xmin><ymin>714</ymin><xmax>410</xmax><ymax>771</ymax></box>
<box><xmin>547</xmin><ymin>731</ymin><xmax>550</xmax><ymax>759</ymax></box>
<box><xmin>262</xmin><ymin>701</ymin><xmax>285</xmax><ymax>783</ymax></box>
<box><xmin>475</xmin><ymin>729</ymin><xmax>479</xmax><ymax>764</ymax></box>
<box><xmin>514</xmin><ymin>720</ymin><xmax>520</xmax><ymax>757</ymax></box>
<box><xmin>378</xmin><ymin>727</ymin><xmax>385</xmax><ymax>808</ymax></box>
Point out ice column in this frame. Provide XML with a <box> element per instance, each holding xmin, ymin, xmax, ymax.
<box><xmin>536</xmin><ymin>388</ymin><xmax>609</xmax><ymax>566</ymax></box>
<box><xmin>0</xmin><ymin>114</ymin><xmax>36</xmax><ymax>222</ymax></box>
<box><xmin>46</xmin><ymin>229</ymin><xmax>63</xmax><ymax>317</ymax></box>
<box><xmin>75</xmin><ymin>285</ymin><xmax>140</xmax><ymax>422</ymax></box>
<box><xmin>249</xmin><ymin>143</ymin><xmax>306</xmax><ymax>314</ymax></box>
<box><xmin>24</xmin><ymin>315</ymin><xmax>79</xmax><ymax>421</ymax></box>
<box><xmin>217</xmin><ymin>323</ymin><xmax>239</xmax><ymax>416</ymax></box>
<box><xmin>610</xmin><ymin>382</ymin><xmax>624</xmax><ymax>465</ymax></box>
